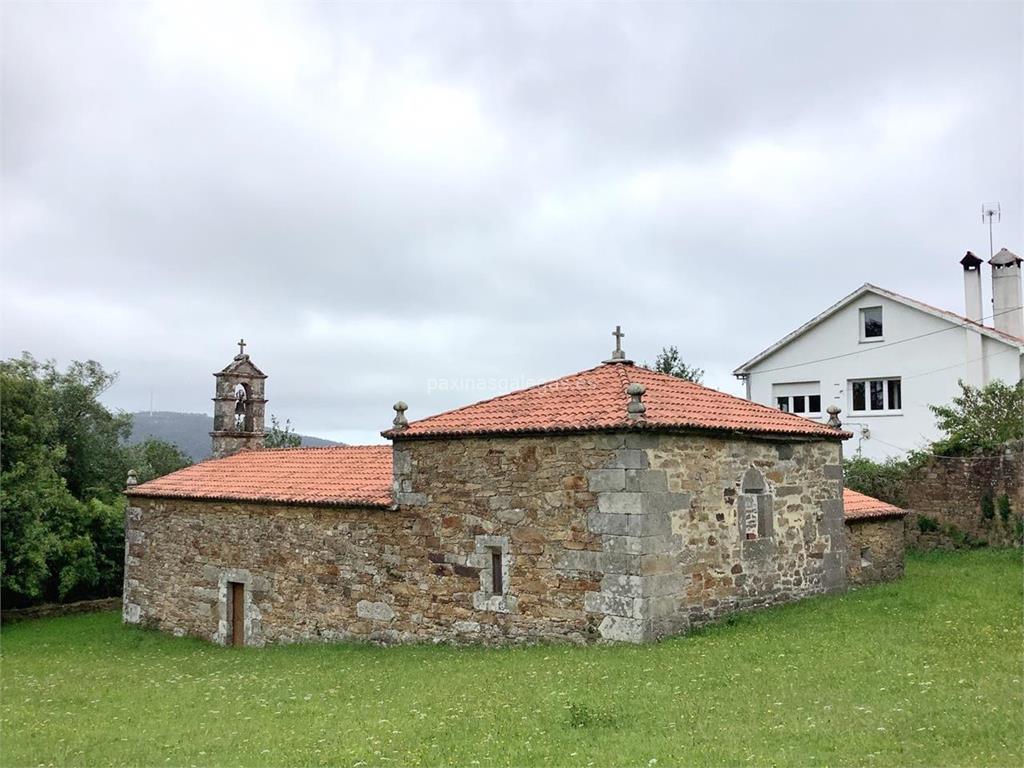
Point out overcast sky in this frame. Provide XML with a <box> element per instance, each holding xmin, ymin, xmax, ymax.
<box><xmin>2</xmin><ymin>1</ymin><xmax>1022</xmax><ymax>445</ymax></box>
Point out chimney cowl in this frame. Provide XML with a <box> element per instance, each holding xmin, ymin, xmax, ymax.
<box><xmin>989</xmin><ymin>248</ymin><xmax>1022</xmax><ymax>268</ymax></box>
<box><xmin>989</xmin><ymin>247</ymin><xmax>1024</xmax><ymax>339</ymax></box>
<box><xmin>960</xmin><ymin>251</ymin><xmax>983</xmax><ymax>269</ymax></box>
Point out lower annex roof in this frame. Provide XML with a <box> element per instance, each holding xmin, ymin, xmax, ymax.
<box><xmin>842</xmin><ymin>488</ymin><xmax>906</xmax><ymax>521</ymax></box>
<box><xmin>129</xmin><ymin>445</ymin><xmax>902</xmax><ymax>523</ymax></box>
<box><xmin>126</xmin><ymin>445</ymin><xmax>393</xmax><ymax>507</ymax></box>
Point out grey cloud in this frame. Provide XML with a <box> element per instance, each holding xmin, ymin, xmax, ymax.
<box><xmin>2</xmin><ymin>1</ymin><xmax>1021</xmax><ymax>445</ymax></box>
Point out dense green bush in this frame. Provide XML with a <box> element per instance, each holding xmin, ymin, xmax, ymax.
<box><xmin>930</xmin><ymin>380</ymin><xmax>1024</xmax><ymax>456</ymax></box>
<box><xmin>1</xmin><ymin>354</ymin><xmax>191</xmax><ymax>607</ymax></box>
<box><xmin>842</xmin><ymin>453</ymin><xmax>925</xmax><ymax>507</ymax></box>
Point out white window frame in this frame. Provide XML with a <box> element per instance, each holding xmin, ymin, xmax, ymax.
<box><xmin>775</xmin><ymin>393</ymin><xmax>823</xmax><ymax>416</ymax></box>
<box><xmin>849</xmin><ymin>377</ymin><xmax>902</xmax><ymax>415</ymax></box>
<box><xmin>772</xmin><ymin>382</ymin><xmax>822</xmax><ymax>417</ymax></box>
<box><xmin>859</xmin><ymin>306</ymin><xmax>884</xmax><ymax>343</ymax></box>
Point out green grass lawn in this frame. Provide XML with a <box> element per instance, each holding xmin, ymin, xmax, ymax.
<box><xmin>2</xmin><ymin>550</ymin><xmax>1022</xmax><ymax>767</ymax></box>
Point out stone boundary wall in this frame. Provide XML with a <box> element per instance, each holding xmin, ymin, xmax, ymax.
<box><xmin>903</xmin><ymin>442</ymin><xmax>1023</xmax><ymax>550</ymax></box>
<box><xmin>1</xmin><ymin>597</ymin><xmax>121</xmax><ymax>624</ymax></box>
<box><xmin>844</xmin><ymin>517</ymin><xmax>905</xmax><ymax>586</ymax></box>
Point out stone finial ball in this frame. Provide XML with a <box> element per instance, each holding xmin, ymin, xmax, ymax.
<box><xmin>626</xmin><ymin>383</ymin><xmax>646</xmax><ymax>396</ymax></box>
<box><xmin>826</xmin><ymin>405</ymin><xmax>841</xmax><ymax>416</ymax></box>
<box><xmin>392</xmin><ymin>401</ymin><xmax>410</xmax><ymax>429</ymax></box>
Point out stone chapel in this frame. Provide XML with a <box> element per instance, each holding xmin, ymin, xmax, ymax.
<box><xmin>123</xmin><ymin>335</ymin><xmax>905</xmax><ymax>646</ymax></box>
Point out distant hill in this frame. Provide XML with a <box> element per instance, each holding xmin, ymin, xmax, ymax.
<box><xmin>128</xmin><ymin>411</ymin><xmax>340</xmax><ymax>462</ymax></box>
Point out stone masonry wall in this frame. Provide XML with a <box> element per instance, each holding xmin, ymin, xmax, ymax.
<box><xmin>125</xmin><ymin>430</ymin><xmax>847</xmax><ymax>646</ymax></box>
<box><xmin>125</xmin><ymin>434</ymin><xmax>619</xmax><ymax>646</ymax></box>
<box><xmin>902</xmin><ymin>442</ymin><xmax>1023</xmax><ymax>550</ymax></box>
<box><xmin>640</xmin><ymin>434</ymin><xmax>846</xmax><ymax>636</ymax></box>
<box><xmin>845</xmin><ymin>517</ymin><xmax>905</xmax><ymax>586</ymax></box>
<box><xmin>393</xmin><ymin>431</ymin><xmax>845</xmax><ymax>643</ymax></box>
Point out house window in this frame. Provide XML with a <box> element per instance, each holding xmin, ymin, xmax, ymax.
<box><xmin>860</xmin><ymin>306</ymin><xmax>883</xmax><ymax>340</ymax></box>
<box><xmin>738</xmin><ymin>468</ymin><xmax>772</xmax><ymax>541</ymax></box>
<box><xmin>773</xmin><ymin>389</ymin><xmax>822</xmax><ymax>416</ymax></box>
<box><xmin>887</xmin><ymin>379</ymin><xmax>901</xmax><ymax>410</ymax></box>
<box><xmin>860</xmin><ymin>547</ymin><xmax>872</xmax><ymax>568</ymax></box>
<box><xmin>850</xmin><ymin>378</ymin><xmax>902</xmax><ymax>413</ymax></box>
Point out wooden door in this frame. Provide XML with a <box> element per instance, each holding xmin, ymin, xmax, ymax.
<box><xmin>230</xmin><ymin>582</ymin><xmax>244</xmax><ymax>647</ymax></box>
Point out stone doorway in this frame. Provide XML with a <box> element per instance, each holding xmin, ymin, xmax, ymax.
<box><xmin>228</xmin><ymin>582</ymin><xmax>244</xmax><ymax>647</ymax></box>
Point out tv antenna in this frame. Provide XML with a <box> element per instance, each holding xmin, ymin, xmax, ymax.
<box><xmin>981</xmin><ymin>202</ymin><xmax>1001</xmax><ymax>259</ymax></box>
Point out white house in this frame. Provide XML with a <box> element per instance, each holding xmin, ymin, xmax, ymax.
<box><xmin>733</xmin><ymin>249</ymin><xmax>1024</xmax><ymax>460</ymax></box>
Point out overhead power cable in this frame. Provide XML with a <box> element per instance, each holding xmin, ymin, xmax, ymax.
<box><xmin>742</xmin><ymin>304</ymin><xmax>1023</xmax><ymax>377</ymax></box>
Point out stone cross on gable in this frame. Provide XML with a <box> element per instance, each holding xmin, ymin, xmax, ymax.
<box><xmin>603</xmin><ymin>325</ymin><xmax>632</xmax><ymax>364</ymax></box>
<box><xmin>612</xmin><ymin>325</ymin><xmax>624</xmax><ymax>353</ymax></box>
<box><xmin>609</xmin><ymin>325</ymin><xmax>626</xmax><ymax>361</ymax></box>
<box><xmin>237</xmin><ymin>338</ymin><xmax>246</xmax><ymax>356</ymax></box>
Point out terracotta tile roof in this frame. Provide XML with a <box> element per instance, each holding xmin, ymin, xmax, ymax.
<box><xmin>127</xmin><ymin>445</ymin><xmax>393</xmax><ymax>508</ymax></box>
<box><xmin>843</xmin><ymin>488</ymin><xmax>906</xmax><ymax>521</ymax></box>
<box><xmin>384</xmin><ymin>363</ymin><xmax>851</xmax><ymax>441</ymax></box>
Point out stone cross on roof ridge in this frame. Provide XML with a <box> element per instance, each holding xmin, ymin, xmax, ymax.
<box><xmin>236</xmin><ymin>338</ymin><xmax>247</xmax><ymax>357</ymax></box>
<box><xmin>603</xmin><ymin>325</ymin><xmax>633</xmax><ymax>364</ymax></box>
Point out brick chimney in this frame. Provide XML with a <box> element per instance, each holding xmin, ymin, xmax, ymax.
<box><xmin>989</xmin><ymin>248</ymin><xmax>1023</xmax><ymax>339</ymax></box>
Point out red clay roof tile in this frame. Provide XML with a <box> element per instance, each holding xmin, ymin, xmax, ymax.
<box><xmin>129</xmin><ymin>441</ymin><xmax>888</xmax><ymax>520</ymax></box>
<box><xmin>128</xmin><ymin>445</ymin><xmax>393</xmax><ymax>507</ymax></box>
<box><xmin>843</xmin><ymin>488</ymin><xmax>905</xmax><ymax>520</ymax></box>
<box><xmin>384</xmin><ymin>363</ymin><xmax>850</xmax><ymax>440</ymax></box>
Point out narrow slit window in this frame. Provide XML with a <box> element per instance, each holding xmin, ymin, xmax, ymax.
<box><xmin>860</xmin><ymin>547</ymin><xmax>872</xmax><ymax>568</ymax></box>
<box><xmin>739</xmin><ymin>468</ymin><xmax>772</xmax><ymax>541</ymax></box>
<box><xmin>491</xmin><ymin>549</ymin><xmax>503</xmax><ymax>594</ymax></box>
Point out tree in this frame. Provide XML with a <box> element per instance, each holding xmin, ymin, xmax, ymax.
<box><xmin>646</xmin><ymin>346</ymin><xmax>704</xmax><ymax>384</ymax></box>
<box><xmin>264</xmin><ymin>414</ymin><xmax>302</xmax><ymax>449</ymax></box>
<box><xmin>0</xmin><ymin>355</ymin><xmax>71</xmax><ymax>603</ymax></box>
<box><xmin>124</xmin><ymin>439</ymin><xmax>192</xmax><ymax>484</ymax></box>
<box><xmin>44</xmin><ymin>359</ymin><xmax>132</xmax><ymax>500</ymax></box>
<box><xmin>930</xmin><ymin>380</ymin><xmax>1024</xmax><ymax>456</ymax></box>
<box><xmin>0</xmin><ymin>353</ymin><xmax>155</xmax><ymax>606</ymax></box>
